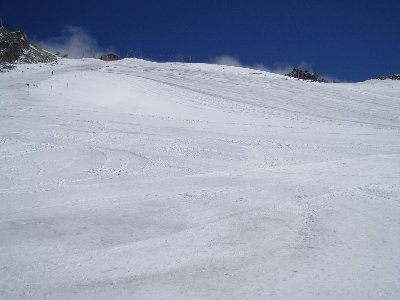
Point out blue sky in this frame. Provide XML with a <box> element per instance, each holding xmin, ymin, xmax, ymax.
<box><xmin>2</xmin><ymin>0</ymin><xmax>399</xmax><ymax>81</ymax></box>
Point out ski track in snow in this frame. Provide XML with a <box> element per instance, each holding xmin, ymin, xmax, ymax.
<box><xmin>0</xmin><ymin>58</ymin><xmax>400</xmax><ymax>299</ymax></box>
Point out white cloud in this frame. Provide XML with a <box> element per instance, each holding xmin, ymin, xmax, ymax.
<box><xmin>211</xmin><ymin>55</ymin><xmax>243</xmax><ymax>67</ymax></box>
<box><xmin>36</xmin><ymin>26</ymin><xmax>108</xmax><ymax>59</ymax></box>
<box><xmin>211</xmin><ymin>55</ymin><xmax>293</xmax><ymax>75</ymax></box>
<box><xmin>210</xmin><ymin>56</ymin><xmax>339</xmax><ymax>81</ymax></box>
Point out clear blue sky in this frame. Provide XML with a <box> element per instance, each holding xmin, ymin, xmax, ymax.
<box><xmin>2</xmin><ymin>0</ymin><xmax>399</xmax><ymax>81</ymax></box>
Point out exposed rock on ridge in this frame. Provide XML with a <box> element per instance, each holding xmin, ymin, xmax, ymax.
<box><xmin>285</xmin><ymin>68</ymin><xmax>328</xmax><ymax>83</ymax></box>
<box><xmin>375</xmin><ymin>74</ymin><xmax>400</xmax><ymax>80</ymax></box>
<box><xmin>0</xmin><ymin>27</ymin><xmax>57</xmax><ymax>65</ymax></box>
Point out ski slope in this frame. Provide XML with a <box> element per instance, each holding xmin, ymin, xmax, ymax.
<box><xmin>1</xmin><ymin>58</ymin><xmax>400</xmax><ymax>299</ymax></box>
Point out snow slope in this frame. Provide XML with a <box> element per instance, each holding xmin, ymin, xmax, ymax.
<box><xmin>1</xmin><ymin>58</ymin><xmax>400</xmax><ymax>299</ymax></box>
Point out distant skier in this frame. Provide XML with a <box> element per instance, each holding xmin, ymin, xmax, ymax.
<box><xmin>52</xmin><ymin>71</ymin><xmax>53</xmax><ymax>75</ymax></box>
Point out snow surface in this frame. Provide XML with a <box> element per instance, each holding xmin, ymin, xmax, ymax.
<box><xmin>1</xmin><ymin>58</ymin><xmax>400</xmax><ymax>299</ymax></box>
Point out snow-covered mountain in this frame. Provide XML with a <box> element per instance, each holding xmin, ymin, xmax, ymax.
<box><xmin>1</xmin><ymin>58</ymin><xmax>399</xmax><ymax>299</ymax></box>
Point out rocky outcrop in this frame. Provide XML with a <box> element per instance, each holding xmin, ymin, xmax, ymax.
<box><xmin>100</xmin><ymin>53</ymin><xmax>119</xmax><ymax>61</ymax></box>
<box><xmin>374</xmin><ymin>74</ymin><xmax>400</xmax><ymax>80</ymax></box>
<box><xmin>285</xmin><ymin>68</ymin><xmax>328</xmax><ymax>83</ymax></box>
<box><xmin>0</xmin><ymin>27</ymin><xmax>57</xmax><ymax>65</ymax></box>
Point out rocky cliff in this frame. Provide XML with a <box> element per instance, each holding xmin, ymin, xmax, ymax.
<box><xmin>0</xmin><ymin>27</ymin><xmax>57</xmax><ymax>66</ymax></box>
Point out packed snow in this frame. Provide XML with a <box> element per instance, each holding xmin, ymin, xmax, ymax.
<box><xmin>1</xmin><ymin>58</ymin><xmax>399</xmax><ymax>299</ymax></box>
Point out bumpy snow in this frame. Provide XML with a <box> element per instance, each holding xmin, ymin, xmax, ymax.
<box><xmin>1</xmin><ymin>59</ymin><xmax>400</xmax><ymax>299</ymax></box>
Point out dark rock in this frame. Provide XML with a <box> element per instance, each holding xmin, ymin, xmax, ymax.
<box><xmin>0</xmin><ymin>61</ymin><xmax>14</xmax><ymax>72</ymax></box>
<box><xmin>100</xmin><ymin>53</ymin><xmax>119</xmax><ymax>61</ymax></box>
<box><xmin>0</xmin><ymin>27</ymin><xmax>57</xmax><ymax>64</ymax></box>
<box><xmin>374</xmin><ymin>74</ymin><xmax>400</xmax><ymax>80</ymax></box>
<box><xmin>285</xmin><ymin>68</ymin><xmax>328</xmax><ymax>83</ymax></box>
